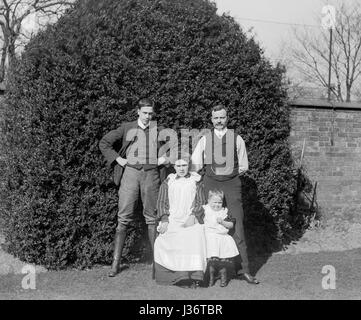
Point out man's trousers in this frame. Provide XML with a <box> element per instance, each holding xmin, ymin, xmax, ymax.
<box><xmin>203</xmin><ymin>175</ymin><xmax>249</xmax><ymax>274</ymax></box>
<box><xmin>116</xmin><ymin>166</ymin><xmax>160</xmax><ymax>230</ymax></box>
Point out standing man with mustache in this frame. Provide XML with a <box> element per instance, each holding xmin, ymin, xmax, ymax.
<box><xmin>191</xmin><ymin>104</ymin><xmax>259</xmax><ymax>285</ymax></box>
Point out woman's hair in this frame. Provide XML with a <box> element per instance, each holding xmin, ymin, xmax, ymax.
<box><xmin>177</xmin><ymin>150</ymin><xmax>191</xmax><ymax>163</ymax></box>
<box><xmin>208</xmin><ymin>189</ymin><xmax>224</xmax><ymax>200</ymax></box>
<box><xmin>170</xmin><ymin>144</ymin><xmax>191</xmax><ymax>165</ymax></box>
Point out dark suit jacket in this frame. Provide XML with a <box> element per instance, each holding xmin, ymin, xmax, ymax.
<box><xmin>99</xmin><ymin>120</ymin><xmax>171</xmax><ymax>186</ymax></box>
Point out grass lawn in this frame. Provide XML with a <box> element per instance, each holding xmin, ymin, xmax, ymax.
<box><xmin>1</xmin><ymin>249</ymin><xmax>360</xmax><ymax>300</ymax></box>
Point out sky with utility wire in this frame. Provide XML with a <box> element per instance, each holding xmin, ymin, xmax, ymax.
<box><xmin>213</xmin><ymin>0</ymin><xmax>340</xmax><ymax>63</ymax></box>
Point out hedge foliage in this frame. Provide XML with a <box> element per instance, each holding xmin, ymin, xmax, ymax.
<box><xmin>0</xmin><ymin>0</ymin><xmax>309</xmax><ymax>269</ymax></box>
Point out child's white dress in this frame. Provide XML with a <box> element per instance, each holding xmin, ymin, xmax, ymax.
<box><xmin>203</xmin><ymin>204</ymin><xmax>239</xmax><ymax>259</ymax></box>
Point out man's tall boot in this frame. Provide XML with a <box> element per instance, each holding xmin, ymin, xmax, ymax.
<box><xmin>147</xmin><ymin>224</ymin><xmax>157</xmax><ymax>254</ymax></box>
<box><xmin>148</xmin><ymin>224</ymin><xmax>157</xmax><ymax>279</ymax></box>
<box><xmin>108</xmin><ymin>226</ymin><xmax>127</xmax><ymax>277</ymax></box>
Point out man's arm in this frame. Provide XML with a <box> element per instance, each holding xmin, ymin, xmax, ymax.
<box><xmin>190</xmin><ymin>136</ymin><xmax>206</xmax><ymax>172</ymax></box>
<box><xmin>157</xmin><ymin>125</ymin><xmax>178</xmax><ymax>166</ymax></box>
<box><xmin>99</xmin><ymin>124</ymin><xmax>127</xmax><ymax>167</ymax></box>
<box><xmin>236</xmin><ymin>135</ymin><xmax>249</xmax><ymax>174</ymax></box>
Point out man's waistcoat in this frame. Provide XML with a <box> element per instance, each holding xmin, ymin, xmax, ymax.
<box><xmin>204</xmin><ymin>129</ymin><xmax>239</xmax><ymax>181</ymax></box>
<box><xmin>126</xmin><ymin>125</ymin><xmax>158</xmax><ymax>171</ymax></box>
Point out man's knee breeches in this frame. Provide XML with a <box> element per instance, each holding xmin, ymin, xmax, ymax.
<box><xmin>116</xmin><ymin>166</ymin><xmax>159</xmax><ymax>229</ymax></box>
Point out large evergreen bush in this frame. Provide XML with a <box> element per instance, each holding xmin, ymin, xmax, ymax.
<box><xmin>0</xmin><ymin>0</ymin><xmax>307</xmax><ymax>269</ymax></box>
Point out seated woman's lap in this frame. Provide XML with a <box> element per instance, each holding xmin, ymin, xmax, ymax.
<box><xmin>154</xmin><ymin>224</ymin><xmax>207</xmax><ymax>272</ymax></box>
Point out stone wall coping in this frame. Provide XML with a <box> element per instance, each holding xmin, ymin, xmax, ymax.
<box><xmin>288</xmin><ymin>99</ymin><xmax>361</xmax><ymax>111</ymax></box>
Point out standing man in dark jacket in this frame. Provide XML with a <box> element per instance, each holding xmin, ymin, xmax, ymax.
<box><xmin>99</xmin><ymin>98</ymin><xmax>169</xmax><ymax>277</ymax></box>
<box><xmin>191</xmin><ymin>104</ymin><xmax>259</xmax><ymax>285</ymax></box>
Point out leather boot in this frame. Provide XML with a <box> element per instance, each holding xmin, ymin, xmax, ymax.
<box><xmin>108</xmin><ymin>227</ymin><xmax>127</xmax><ymax>277</ymax></box>
<box><xmin>209</xmin><ymin>263</ymin><xmax>216</xmax><ymax>287</ymax></box>
<box><xmin>148</xmin><ymin>224</ymin><xmax>157</xmax><ymax>280</ymax></box>
<box><xmin>219</xmin><ymin>267</ymin><xmax>228</xmax><ymax>287</ymax></box>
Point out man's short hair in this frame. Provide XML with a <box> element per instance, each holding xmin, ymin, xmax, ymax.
<box><xmin>208</xmin><ymin>189</ymin><xmax>224</xmax><ymax>200</ymax></box>
<box><xmin>212</xmin><ymin>104</ymin><xmax>227</xmax><ymax>114</ymax></box>
<box><xmin>137</xmin><ymin>98</ymin><xmax>155</xmax><ymax>110</ymax></box>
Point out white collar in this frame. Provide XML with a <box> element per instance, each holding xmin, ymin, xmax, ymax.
<box><xmin>137</xmin><ymin>119</ymin><xmax>149</xmax><ymax>130</ymax></box>
<box><xmin>214</xmin><ymin>127</ymin><xmax>228</xmax><ymax>138</ymax></box>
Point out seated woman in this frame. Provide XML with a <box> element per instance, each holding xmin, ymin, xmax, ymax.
<box><xmin>154</xmin><ymin>154</ymin><xmax>207</xmax><ymax>288</ymax></box>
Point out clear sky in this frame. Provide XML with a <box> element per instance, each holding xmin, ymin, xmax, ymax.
<box><xmin>213</xmin><ymin>0</ymin><xmax>339</xmax><ymax>62</ymax></box>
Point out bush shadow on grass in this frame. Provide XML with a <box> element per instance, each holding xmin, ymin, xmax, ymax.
<box><xmin>241</xmin><ymin>173</ymin><xmax>317</xmax><ymax>277</ymax></box>
<box><xmin>241</xmin><ymin>175</ymin><xmax>274</xmax><ymax>277</ymax></box>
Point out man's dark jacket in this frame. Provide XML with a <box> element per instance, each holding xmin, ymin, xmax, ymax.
<box><xmin>99</xmin><ymin>120</ymin><xmax>170</xmax><ymax>186</ymax></box>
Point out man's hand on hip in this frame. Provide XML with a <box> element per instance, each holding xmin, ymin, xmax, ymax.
<box><xmin>157</xmin><ymin>157</ymin><xmax>168</xmax><ymax>166</ymax></box>
<box><xmin>116</xmin><ymin>156</ymin><xmax>128</xmax><ymax>167</ymax></box>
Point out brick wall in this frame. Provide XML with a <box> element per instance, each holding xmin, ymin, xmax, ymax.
<box><xmin>289</xmin><ymin>100</ymin><xmax>361</xmax><ymax>218</ymax></box>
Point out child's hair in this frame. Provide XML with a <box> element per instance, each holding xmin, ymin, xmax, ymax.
<box><xmin>208</xmin><ymin>189</ymin><xmax>224</xmax><ymax>201</ymax></box>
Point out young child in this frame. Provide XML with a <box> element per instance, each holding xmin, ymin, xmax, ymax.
<box><xmin>203</xmin><ymin>189</ymin><xmax>239</xmax><ymax>287</ymax></box>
